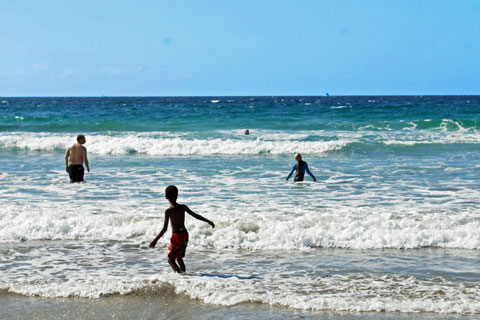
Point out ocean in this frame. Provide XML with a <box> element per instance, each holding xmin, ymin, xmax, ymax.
<box><xmin>1</xmin><ymin>96</ymin><xmax>479</xmax><ymax>319</ymax></box>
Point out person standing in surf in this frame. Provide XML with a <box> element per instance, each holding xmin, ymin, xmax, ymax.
<box><xmin>65</xmin><ymin>134</ymin><xmax>90</xmax><ymax>183</ymax></box>
<box><xmin>285</xmin><ymin>153</ymin><xmax>317</xmax><ymax>182</ymax></box>
<box><xmin>149</xmin><ymin>185</ymin><xmax>215</xmax><ymax>273</ymax></box>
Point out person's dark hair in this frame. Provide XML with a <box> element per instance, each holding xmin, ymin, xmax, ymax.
<box><xmin>77</xmin><ymin>134</ymin><xmax>86</xmax><ymax>142</ymax></box>
<box><xmin>165</xmin><ymin>185</ymin><xmax>178</xmax><ymax>202</ymax></box>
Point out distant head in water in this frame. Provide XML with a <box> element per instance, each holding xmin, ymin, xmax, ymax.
<box><xmin>244</xmin><ymin>129</ymin><xmax>249</xmax><ymax>135</ymax></box>
<box><xmin>165</xmin><ymin>185</ymin><xmax>178</xmax><ymax>202</ymax></box>
<box><xmin>294</xmin><ymin>153</ymin><xmax>302</xmax><ymax>161</ymax></box>
<box><xmin>77</xmin><ymin>134</ymin><xmax>86</xmax><ymax>144</ymax></box>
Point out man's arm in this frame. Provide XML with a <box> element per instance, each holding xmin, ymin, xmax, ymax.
<box><xmin>65</xmin><ymin>148</ymin><xmax>70</xmax><ymax>172</ymax></box>
<box><xmin>83</xmin><ymin>147</ymin><xmax>90</xmax><ymax>172</ymax></box>
<box><xmin>304</xmin><ymin>163</ymin><xmax>317</xmax><ymax>182</ymax></box>
<box><xmin>184</xmin><ymin>205</ymin><xmax>215</xmax><ymax>228</ymax></box>
<box><xmin>285</xmin><ymin>164</ymin><xmax>296</xmax><ymax>181</ymax></box>
<box><xmin>149</xmin><ymin>211</ymin><xmax>169</xmax><ymax>248</ymax></box>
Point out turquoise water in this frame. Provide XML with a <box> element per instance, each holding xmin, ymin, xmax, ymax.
<box><xmin>2</xmin><ymin>96</ymin><xmax>480</xmax><ymax>132</ymax></box>
<box><xmin>1</xmin><ymin>96</ymin><xmax>480</xmax><ymax>316</ymax></box>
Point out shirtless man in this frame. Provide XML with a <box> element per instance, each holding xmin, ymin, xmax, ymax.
<box><xmin>65</xmin><ymin>134</ymin><xmax>90</xmax><ymax>183</ymax></box>
<box><xmin>149</xmin><ymin>185</ymin><xmax>215</xmax><ymax>273</ymax></box>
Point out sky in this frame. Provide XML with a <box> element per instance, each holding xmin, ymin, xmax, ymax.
<box><xmin>0</xmin><ymin>1</ymin><xmax>479</xmax><ymax>96</ymax></box>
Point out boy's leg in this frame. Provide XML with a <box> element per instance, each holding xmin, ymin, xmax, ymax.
<box><xmin>168</xmin><ymin>257</ymin><xmax>181</xmax><ymax>273</ymax></box>
<box><xmin>176</xmin><ymin>257</ymin><xmax>186</xmax><ymax>272</ymax></box>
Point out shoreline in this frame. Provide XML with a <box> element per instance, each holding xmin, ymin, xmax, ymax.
<box><xmin>1</xmin><ymin>292</ymin><xmax>473</xmax><ymax>320</ymax></box>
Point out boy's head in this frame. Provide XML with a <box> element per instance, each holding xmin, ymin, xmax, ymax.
<box><xmin>294</xmin><ymin>153</ymin><xmax>302</xmax><ymax>161</ymax></box>
<box><xmin>77</xmin><ymin>134</ymin><xmax>86</xmax><ymax>144</ymax></box>
<box><xmin>165</xmin><ymin>185</ymin><xmax>178</xmax><ymax>202</ymax></box>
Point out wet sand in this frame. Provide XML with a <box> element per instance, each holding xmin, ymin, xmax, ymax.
<box><xmin>1</xmin><ymin>292</ymin><xmax>472</xmax><ymax>320</ymax></box>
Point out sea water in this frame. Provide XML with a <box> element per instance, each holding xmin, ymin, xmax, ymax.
<box><xmin>1</xmin><ymin>96</ymin><xmax>479</xmax><ymax>318</ymax></box>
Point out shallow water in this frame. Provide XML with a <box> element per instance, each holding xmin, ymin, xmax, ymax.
<box><xmin>3</xmin><ymin>293</ymin><xmax>475</xmax><ymax>320</ymax></box>
<box><xmin>1</xmin><ymin>96</ymin><xmax>480</xmax><ymax>316</ymax></box>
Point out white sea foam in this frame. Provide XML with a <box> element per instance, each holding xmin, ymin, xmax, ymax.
<box><xmin>168</xmin><ymin>274</ymin><xmax>480</xmax><ymax>314</ymax></box>
<box><xmin>1</xmin><ymin>194</ymin><xmax>480</xmax><ymax>250</ymax></box>
<box><xmin>0</xmin><ymin>132</ymin><xmax>351</xmax><ymax>155</ymax></box>
<box><xmin>2</xmin><ymin>128</ymin><xmax>480</xmax><ymax>157</ymax></box>
<box><xmin>381</xmin><ymin>130</ymin><xmax>480</xmax><ymax>145</ymax></box>
<box><xmin>2</xmin><ymin>224</ymin><xmax>479</xmax><ymax>312</ymax></box>
<box><xmin>1</xmin><ymin>148</ymin><xmax>480</xmax><ymax>250</ymax></box>
<box><xmin>2</xmin><ymin>268</ymin><xmax>479</xmax><ymax>314</ymax></box>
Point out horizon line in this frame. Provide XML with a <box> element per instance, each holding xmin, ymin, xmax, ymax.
<box><xmin>1</xmin><ymin>94</ymin><xmax>480</xmax><ymax>98</ymax></box>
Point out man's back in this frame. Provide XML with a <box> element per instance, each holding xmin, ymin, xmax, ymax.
<box><xmin>68</xmin><ymin>143</ymin><xmax>86</xmax><ymax>165</ymax></box>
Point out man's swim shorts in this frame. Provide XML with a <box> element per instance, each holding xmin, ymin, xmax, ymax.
<box><xmin>168</xmin><ymin>230</ymin><xmax>189</xmax><ymax>259</ymax></box>
<box><xmin>68</xmin><ymin>164</ymin><xmax>84</xmax><ymax>183</ymax></box>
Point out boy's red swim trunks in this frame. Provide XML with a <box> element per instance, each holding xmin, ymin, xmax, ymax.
<box><xmin>168</xmin><ymin>231</ymin><xmax>189</xmax><ymax>259</ymax></box>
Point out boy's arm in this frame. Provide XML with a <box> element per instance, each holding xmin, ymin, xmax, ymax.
<box><xmin>149</xmin><ymin>211</ymin><xmax>169</xmax><ymax>248</ymax></box>
<box><xmin>65</xmin><ymin>148</ymin><xmax>70</xmax><ymax>172</ymax></box>
<box><xmin>184</xmin><ymin>205</ymin><xmax>215</xmax><ymax>228</ymax></box>
<box><xmin>305</xmin><ymin>163</ymin><xmax>317</xmax><ymax>182</ymax></box>
<box><xmin>285</xmin><ymin>164</ymin><xmax>295</xmax><ymax>181</ymax></box>
<box><xmin>83</xmin><ymin>147</ymin><xmax>90</xmax><ymax>172</ymax></box>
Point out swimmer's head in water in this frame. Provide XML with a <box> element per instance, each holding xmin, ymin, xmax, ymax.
<box><xmin>165</xmin><ymin>185</ymin><xmax>178</xmax><ymax>202</ymax></box>
<box><xmin>294</xmin><ymin>153</ymin><xmax>302</xmax><ymax>161</ymax></box>
<box><xmin>77</xmin><ymin>134</ymin><xmax>86</xmax><ymax>144</ymax></box>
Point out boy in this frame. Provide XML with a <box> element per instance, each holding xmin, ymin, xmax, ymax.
<box><xmin>65</xmin><ymin>134</ymin><xmax>90</xmax><ymax>183</ymax></box>
<box><xmin>285</xmin><ymin>153</ymin><xmax>317</xmax><ymax>182</ymax></box>
<box><xmin>149</xmin><ymin>185</ymin><xmax>215</xmax><ymax>273</ymax></box>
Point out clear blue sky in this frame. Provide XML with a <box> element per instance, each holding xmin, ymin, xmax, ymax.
<box><xmin>0</xmin><ymin>1</ymin><xmax>479</xmax><ymax>96</ymax></box>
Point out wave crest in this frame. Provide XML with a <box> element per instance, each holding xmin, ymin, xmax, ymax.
<box><xmin>2</xmin><ymin>205</ymin><xmax>479</xmax><ymax>250</ymax></box>
<box><xmin>3</xmin><ymin>275</ymin><xmax>480</xmax><ymax>314</ymax></box>
<box><xmin>0</xmin><ymin>132</ymin><xmax>350</xmax><ymax>155</ymax></box>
